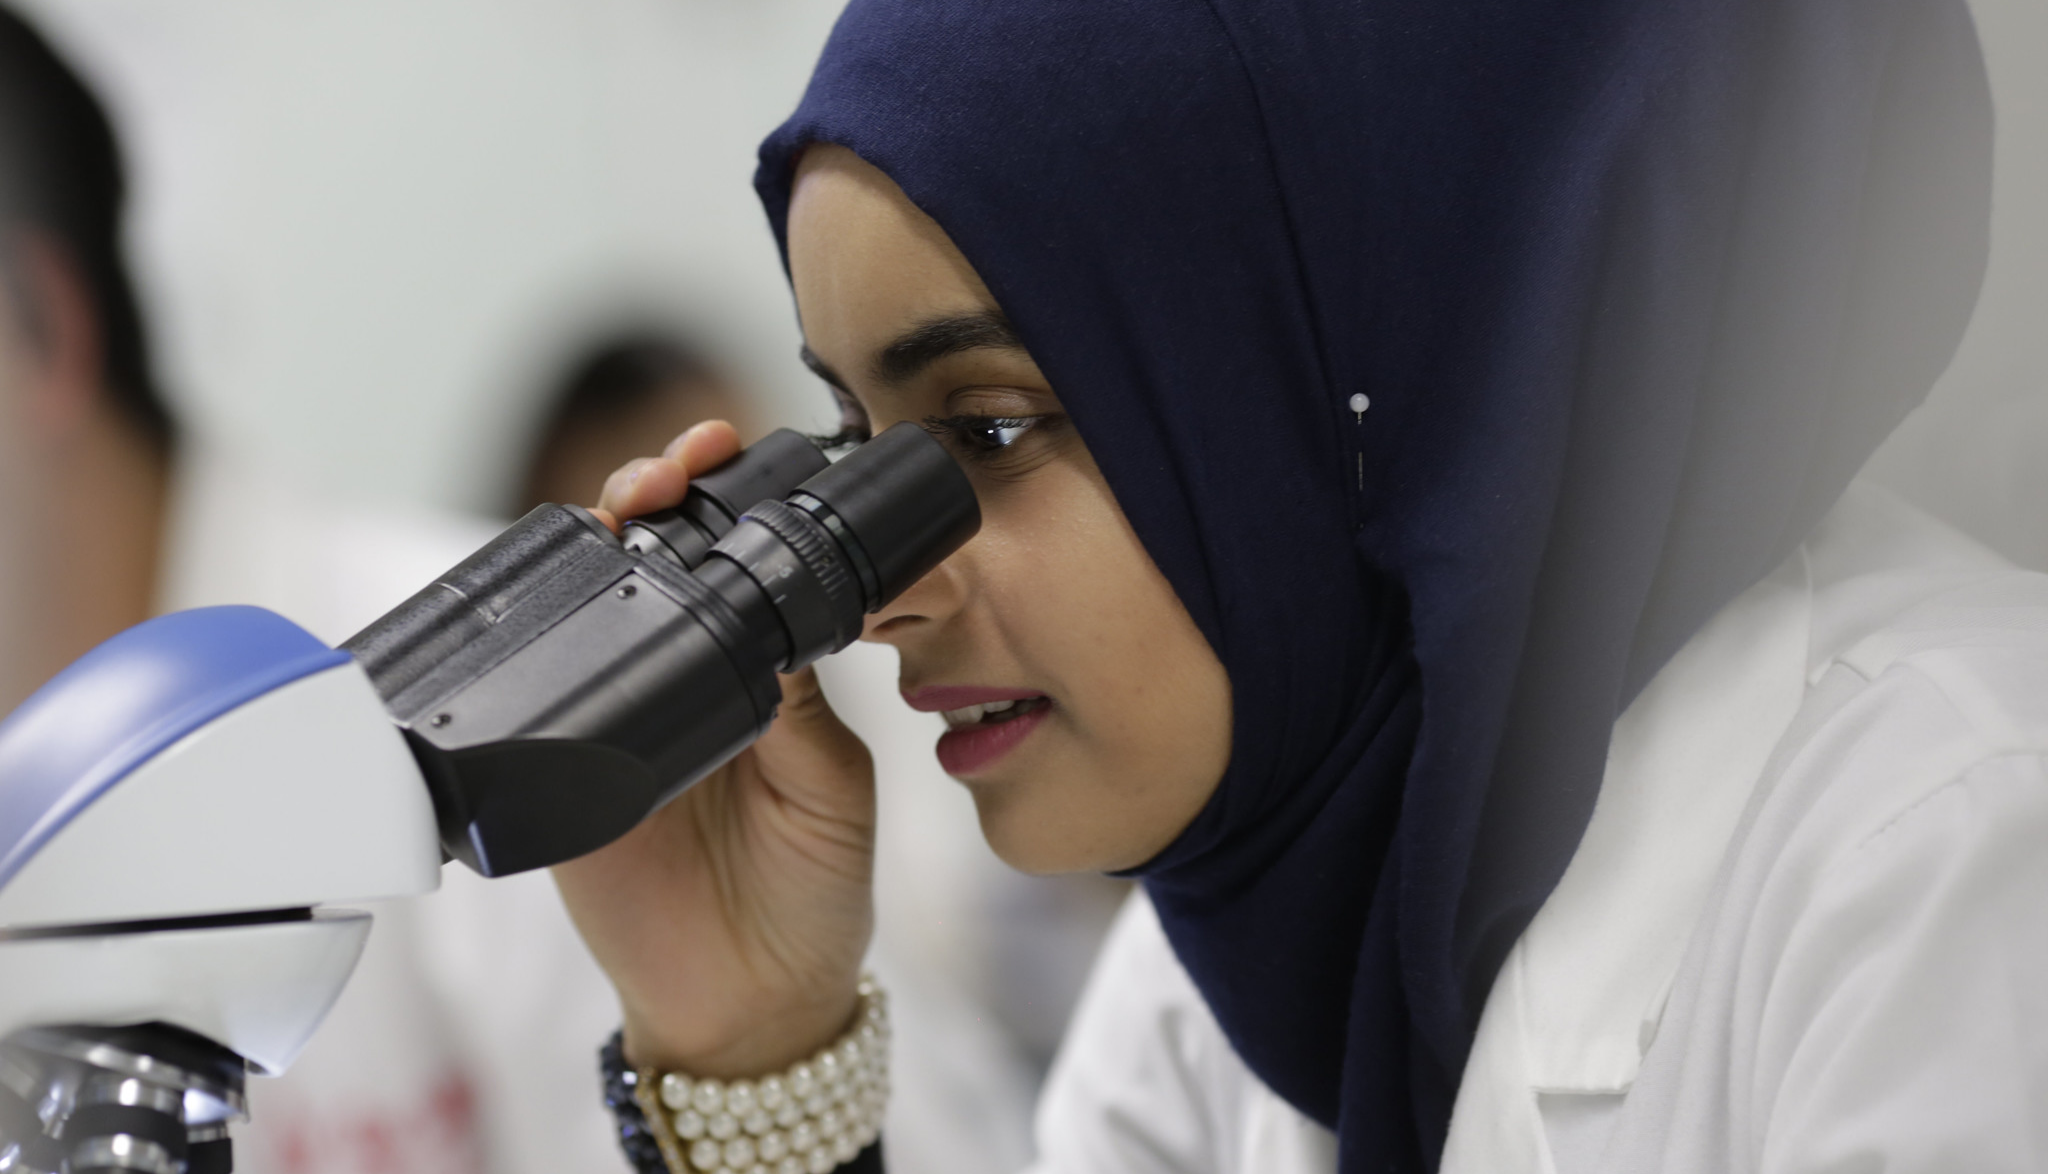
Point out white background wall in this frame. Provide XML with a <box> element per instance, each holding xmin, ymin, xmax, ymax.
<box><xmin>19</xmin><ymin>0</ymin><xmax>851</xmax><ymax>517</ymax></box>
<box><xmin>1865</xmin><ymin>0</ymin><xmax>2048</xmax><ymax>570</ymax></box>
<box><xmin>17</xmin><ymin>0</ymin><xmax>2047</xmax><ymax>547</ymax></box>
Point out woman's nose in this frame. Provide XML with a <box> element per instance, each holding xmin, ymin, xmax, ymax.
<box><xmin>862</xmin><ymin>550</ymin><xmax>968</xmax><ymax>644</ymax></box>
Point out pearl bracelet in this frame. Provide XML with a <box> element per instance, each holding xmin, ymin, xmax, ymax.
<box><xmin>631</xmin><ymin>976</ymin><xmax>890</xmax><ymax>1174</ymax></box>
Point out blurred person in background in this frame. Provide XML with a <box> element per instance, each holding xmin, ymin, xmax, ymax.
<box><xmin>0</xmin><ymin>2</ymin><xmax>173</xmax><ymax>720</ymax></box>
<box><xmin>1</xmin><ymin>11</ymin><xmax>504</xmax><ymax>1172</ymax></box>
<box><xmin>0</xmin><ymin>10</ymin><xmax>703</xmax><ymax>1172</ymax></box>
<box><xmin>515</xmin><ymin>332</ymin><xmax>758</xmax><ymax>515</ymax></box>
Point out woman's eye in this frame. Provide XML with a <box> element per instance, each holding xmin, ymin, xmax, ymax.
<box><xmin>964</xmin><ymin>417</ymin><xmax>1037</xmax><ymax>450</ymax></box>
<box><xmin>924</xmin><ymin>414</ymin><xmax>1053</xmax><ymax>461</ymax></box>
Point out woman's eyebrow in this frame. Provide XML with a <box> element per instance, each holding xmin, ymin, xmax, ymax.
<box><xmin>870</xmin><ymin>309</ymin><xmax>1025</xmax><ymax>386</ymax></box>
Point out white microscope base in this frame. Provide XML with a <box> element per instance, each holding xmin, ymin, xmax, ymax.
<box><xmin>0</xmin><ymin>910</ymin><xmax>370</xmax><ymax>1075</ymax></box>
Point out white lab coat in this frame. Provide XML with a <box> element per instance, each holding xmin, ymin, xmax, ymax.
<box><xmin>154</xmin><ymin>452</ymin><xmax>1038</xmax><ymax>1174</ymax></box>
<box><xmin>1027</xmin><ymin>482</ymin><xmax>2048</xmax><ymax>1174</ymax></box>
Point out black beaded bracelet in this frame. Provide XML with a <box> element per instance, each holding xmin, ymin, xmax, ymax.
<box><xmin>599</xmin><ymin>1030</ymin><xmax>887</xmax><ymax>1174</ymax></box>
<box><xmin>600</xmin><ymin>1031</ymin><xmax>669</xmax><ymax>1174</ymax></box>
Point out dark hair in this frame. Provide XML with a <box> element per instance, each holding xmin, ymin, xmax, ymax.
<box><xmin>0</xmin><ymin>5</ymin><xmax>172</xmax><ymax>447</ymax></box>
<box><xmin>542</xmin><ymin>334</ymin><xmax>718</xmax><ymax>426</ymax></box>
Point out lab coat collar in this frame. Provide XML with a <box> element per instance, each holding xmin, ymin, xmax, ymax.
<box><xmin>1509</xmin><ymin>481</ymin><xmax>2011</xmax><ymax>1096</ymax></box>
<box><xmin>1441</xmin><ymin>483</ymin><xmax>2015</xmax><ymax>1174</ymax></box>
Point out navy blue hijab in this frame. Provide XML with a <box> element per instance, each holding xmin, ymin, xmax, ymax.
<box><xmin>756</xmin><ymin>1</ymin><xmax>1991</xmax><ymax>1167</ymax></box>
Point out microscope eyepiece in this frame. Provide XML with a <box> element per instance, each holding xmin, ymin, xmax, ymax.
<box><xmin>699</xmin><ymin>423</ymin><xmax>981</xmax><ymax>669</ymax></box>
<box><xmin>789</xmin><ymin>420</ymin><xmax>983</xmax><ymax>608</ymax></box>
<box><xmin>343</xmin><ymin>422</ymin><xmax>980</xmax><ymax>877</ymax></box>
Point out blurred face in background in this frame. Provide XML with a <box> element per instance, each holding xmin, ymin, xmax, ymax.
<box><xmin>0</xmin><ymin>251</ymin><xmax>35</xmax><ymax>710</ymax></box>
<box><xmin>0</xmin><ymin>231</ymin><xmax>169</xmax><ymax>717</ymax></box>
<box><xmin>0</xmin><ymin>236</ymin><xmax>75</xmax><ymax>714</ymax></box>
<box><xmin>519</xmin><ymin>354</ymin><xmax>754</xmax><ymax>515</ymax></box>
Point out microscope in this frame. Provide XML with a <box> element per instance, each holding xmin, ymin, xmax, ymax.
<box><xmin>0</xmin><ymin>424</ymin><xmax>978</xmax><ymax>1173</ymax></box>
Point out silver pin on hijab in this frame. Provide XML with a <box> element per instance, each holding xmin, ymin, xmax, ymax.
<box><xmin>1349</xmin><ymin>393</ymin><xmax>1371</xmax><ymax>489</ymax></box>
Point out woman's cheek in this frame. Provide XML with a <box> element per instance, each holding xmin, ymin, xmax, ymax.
<box><xmin>1083</xmin><ymin>527</ymin><xmax>1233</xmax><ymax>847</ymax></box>
<box><xmin>967</xmin><ymin>451</ymin><xmax>1227</xmax><ymax>868</ymax></box>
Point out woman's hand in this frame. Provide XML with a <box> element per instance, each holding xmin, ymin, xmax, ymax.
<box><xmin>553</xmin><ymin>420</ymin><xmax>876</xmax><ymax>1077</ymax></box>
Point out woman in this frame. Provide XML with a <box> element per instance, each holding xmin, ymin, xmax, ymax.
<box><xmin>553</xmin><ymin>0</ymin><xmax>2047</xmax><ymax>1171</ymax></box>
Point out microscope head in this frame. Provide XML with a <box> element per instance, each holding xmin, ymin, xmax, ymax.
<box><xmin>0</xmin><ymin>426</ymin><xmax>980</xmax><ymax>1172</ymax></box>
<box><xmin>0</xmin><ymin>606</ymin><xmax>441</xmax><ymax>1172</ymax></box>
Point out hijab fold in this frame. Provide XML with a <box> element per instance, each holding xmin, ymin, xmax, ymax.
<box><xmin>756</xmin><ymin>1</ymin><xmax>1992</xmax><ymax>1167</ymax></box>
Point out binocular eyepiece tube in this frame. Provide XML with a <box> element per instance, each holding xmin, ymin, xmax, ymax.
<box><xmin>344</xmin><ymin>422</ymin><xmax>980</xmax><ymax>877</ymax></box>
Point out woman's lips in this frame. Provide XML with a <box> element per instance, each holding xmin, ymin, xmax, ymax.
<box><xmin>902</xmin><ymin>685</ymin><xmax>1053</xmax><ymax>776</ymax></box>
<box><xmin>902</xmin><ymin>685</ymin><xmax>1046</xmax><ymax>712</ymax></box>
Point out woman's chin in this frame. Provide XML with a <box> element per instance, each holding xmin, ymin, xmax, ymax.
<box><xmin>967</xmin><ymin>779</ymin><xmax>1161</xmax><ymax>876</ymax></box>
<box><xmin>950</xmin><ymin>724</ymin><xmax>1210</xmax><ymax>875</ymax></box>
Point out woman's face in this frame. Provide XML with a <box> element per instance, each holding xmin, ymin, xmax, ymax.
<box><xmin>787</xmin><ymin>145</ymin><xmax>1232</xmax><ymax>874</ymax></box>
